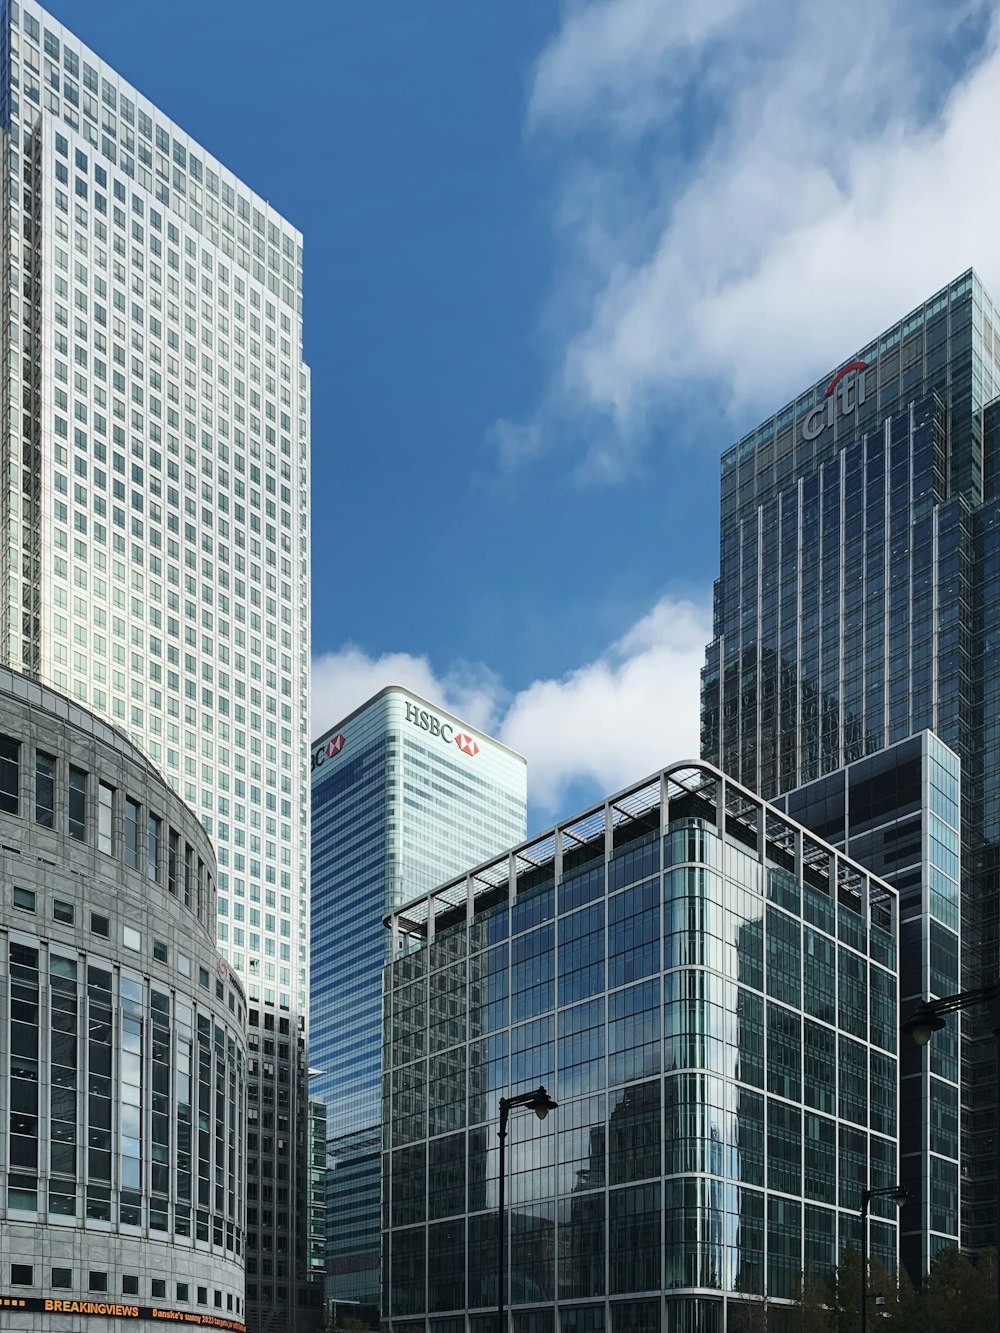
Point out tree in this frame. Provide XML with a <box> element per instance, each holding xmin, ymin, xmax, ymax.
<box><xmin>789</xmin><ymin>1270</ymin><xmax>835</xmax><ymax>1333</ymax></box>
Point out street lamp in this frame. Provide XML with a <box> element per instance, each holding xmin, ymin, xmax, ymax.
<box><xmin>859</xmin><ymin>1184</ymin><xmax>907</xmax><ymax>1333</ymax></box>
<box><xmin>497</xmin><ymin>1086</ymin><xmax>557</xmax><ymax>1333</ymax></box>
<box><xmin>902</xmin><ymin>982</ymin><xmax>1000</xmax><ymax>1333</ymax></box>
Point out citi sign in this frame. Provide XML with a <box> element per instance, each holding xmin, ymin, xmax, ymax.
<box><xmin>801</xmin><ymin>360</ymin><xmax>868</xmax><ymax>441</ymax></box>
<box><xmin>311</xmin><ymin>732</ymin><xmax>345</xmax><ymax>771</ymax></box>
<box><xmin>405</xmin><ymin>701</ymin><xmax>480</xmax><ymax>757</ymax></box>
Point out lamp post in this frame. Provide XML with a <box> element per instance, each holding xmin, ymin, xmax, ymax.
<box><xmin>859</xmin><ymin>1184</ymin><xmax>907</xmax><ymax>1333</ymax></box>
<box><xmin>497</xmin><ymin>1086</ymin><xmax>557</xmax><ymax>1333</ymax></box>
<box><xmin>903</xmin><ymin>982</ymin><xmax>1000</xmax><ymax>1333</ymax></box>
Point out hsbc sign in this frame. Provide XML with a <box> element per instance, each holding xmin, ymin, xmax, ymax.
<box><xmin>404</xmin><ymin>701</ymin><xmax>480</xmax><ymax>757</ymax></box>
<box><xmin>801</xmin><ymin>360</ymin><xmax>868</xmax><ymax>442</ymax></box>
<box><xmin>311</xmin><ymin>733</ymin><xmax>345</xmax><ymax>771</ymax></box>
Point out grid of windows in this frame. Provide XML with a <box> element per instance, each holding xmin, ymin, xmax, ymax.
<box><xmin>702</xmin><ymin>268</ymin><xmax>1000</xmax><ymax>1257</ymax></box>
<box><xmin>382</xmin><ymin>763</ymin><xmax>899</xmax><ymax>1329</ymax></box>
<box><xmin>0</xmin><ymin>0</ymin><xmax>310</xmax><ymax>1018</ymax></box>
<box><xmin>311</xmin><ymin>689</ymin><xmax>527</xmax><ymax>1310</ymax></box>
<box><xmin>0</xmin><ymin>6</ymin><xmax>313</xmax><ymax>1321</ymax></box>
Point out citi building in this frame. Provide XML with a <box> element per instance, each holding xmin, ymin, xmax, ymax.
<box><xmin>702</xmin><ymin>268</ymin><xmax>1000</xmax><ymax>1269</ymax></box>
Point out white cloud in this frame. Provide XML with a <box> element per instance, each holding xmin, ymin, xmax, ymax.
<box><xmin>311</xmin><ymin>646</ymin><xmax>503</xmax><ymax>739</ymax></box>
<box><xmin>312</xmin><ymin>593</ymin><xmax>710</xmax><ymax>823</ymax></box>
<box><xmin>498</xmin><ymin>595</ymin><xmax>709</xmax><ymax>815</ymax></box>
<box><xmin>507</xmin><ymin>0</ymin><xmax>1000</xmax><ymax>467</ymax></box>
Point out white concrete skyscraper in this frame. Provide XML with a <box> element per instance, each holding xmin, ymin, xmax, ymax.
<box><xmin>0</xmin><ymin>2</ymin><xmax>317</xmax><ymax>1328</ymax></box>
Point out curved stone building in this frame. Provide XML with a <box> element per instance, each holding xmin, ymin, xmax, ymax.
<box><xmin>0</xmin><ymin>667</ymin><xmax>247</xmax><ymax>1330</ymax></box>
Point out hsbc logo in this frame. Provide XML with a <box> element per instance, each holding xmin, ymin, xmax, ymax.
<box><xmin>311</xmin><ymin>733</ymin><xmax>346</xmax><ymax>771</ymax></box>
<box><xmin>801</xmin><ymin>360</ymin><xmax>868</xmax><ymax>441</ymax></box>
<box><xmin>405</xmin><ymin>701</ymin><xmax>479</xmax><ymax>757</ymax></box>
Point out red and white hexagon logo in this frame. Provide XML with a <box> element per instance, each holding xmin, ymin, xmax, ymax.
<box><xmin>325</xmin><ymin>734</ymin><xmax>346</xmax><ymax>758</ymax></box>
<box><xmin>455</xmin><ymin>733</ymin><xmax>479</xmax><ymax>757</ymax></box>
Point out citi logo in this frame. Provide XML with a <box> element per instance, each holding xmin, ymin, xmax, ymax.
<box><xmin>801</xmin><ymin>360</ymin><xmax>868</xmax><ymax>441</ymax></box>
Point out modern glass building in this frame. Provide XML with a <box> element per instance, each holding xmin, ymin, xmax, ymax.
<box><xmin>311</xmin><ymin>687</ymin><xmax>527</xmax><ymax>1313</ymax></box>
<box><xmin>0</xmin><ymin>3</ymin><xmax>315</xmax><ymax>1326</ymax></box>
<box><xmin>775</xmin><ymin>731</ymin><xmax>961</xmax><ymax>1278</ymax></box>
<box><xmin>701</xmin><ymin>268</ymin><xmax>1000</xmax><ymax>1255</ymax></box>
<box><xmin>0</xmin><ymin>665</ymin><xmax>248</xmax><ymax>1333</ymax></box>
<box><xmin>382</xmin><ymin>760</ymin><xmax>899</xmax><ymax>1332</ymax></box>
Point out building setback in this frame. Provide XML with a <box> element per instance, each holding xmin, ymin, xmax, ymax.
<box><xmin>0</xmin><ymin>666</ymin><xmax>248</xmax><ymax>1333</ymax></box>
<box><xmin>0</xmin><ymin>3</ymin><xmax>317</xmax><ymax>1327</ymax></box>
<box><xmin>311</xmin><ymin>687</ymin><xmax>527</xmax><ymax>1313</ymax></box>
<box><xmin>382</xmin><ymin>760</ymin><xmax>899</xmax><ymax>1332</ymax></box>
<box><xmin>775</xmin><ymin>731</ymin><xmax>961</xmax><ymax>1278</ymax></box>
<box><xmin>701</xmin><ymin>268</ymin><xmax>1000</xmax><ymax>1257</ymax></box>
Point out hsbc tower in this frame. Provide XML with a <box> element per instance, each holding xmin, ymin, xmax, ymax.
<box><xmin>309</xmin><ymin>687</ymin><xmax>527</xmax><ymax>1313</ymax></box>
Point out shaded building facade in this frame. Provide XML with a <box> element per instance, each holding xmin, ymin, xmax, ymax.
<box><xmin>702</xmin><ymin>269</ymin><xmax>1000</xmax><ymax>1253</ymax></box>
<box><xmin>775</xmin><ymin>731</ymin><xmax>961</xmax><ymax>1278</ymax></box>
<box><xmin>382</xmin><ymin>761</ymin><xmax>899</xmax><ymax>1331</ymax></box>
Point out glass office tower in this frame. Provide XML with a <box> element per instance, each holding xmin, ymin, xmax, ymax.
<box><xmin>0</xmin><ymin>4</ymin><xmax>315</xmax><ymax>1327</ymax></box>
<box><xmin>382</xmin><ymin>761</ymin><xmax>900</xmax><ymax>1332</ymax></box>
<box><xmin>775</xmin><ymin>731</ymin><xmax>961</xmax><ymax>1278</ymax></box>
<box><xmin>702</xmin><ymin>269</ymin><xmax>1000</xmax><ymax>1255</ymax></box>
<box><xmin>311</xmin><ymin>687</ymin><xmax>527</xmax><ymax>1313</ymax></box>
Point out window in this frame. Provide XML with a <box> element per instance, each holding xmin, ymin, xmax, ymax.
<box><xmin>90</xmin><ymin>912</ymin><xmax>110</xmax><ymax>938</ymax></box>
<box><xmin>11</xmin><ymin>1264</ymin><xmax>33</xmax><ymax>1285</ymax></box>
<box><xmin>98</xmin><ymin>782</ymin><xmax>114</xmax><ymax>853</ymax></box>
<box><xmin>152</xmin><ymin>1279</ymin><xmax>166</xmax><ymax>1299</ymax></box>
<box><xmin>124</xmin><ymin>797</ymin><xmax>140</xmax><ymax>869</ymax></box>
<box><xmin>123</xmin><ymin>926</ymin><xmax>141</xmax><ymax>951</ymax></box>
<box><xmin>68</xmin><ymin>766</ymin><xmax>87</xmax><ymax>840</ymax></box>
<box><xmin>167</xmin><ymin>828</ymin><xmax>180</xmax><ymax>895</ymax></box>
<box><xmin>89</xmin><ymin>1272</ymin><xmax>108</xmax><ymax>1293</ymax></box>
<box><xmin>13</xmin><ymin>884</ymin><xmax>36</xmax><ymax>911</ymax></box>
<box><xmin>0</xmin><ymin>735</ymin><xmax>19</xmax><ymax>813</ymax></box>
<box><xmin>53</xmin><ymin>899</ymin><xmax>74</xmax><ymax>924</ymax></box>
<box><xmin>147</xmin><ymin>812</ymin><xmax>161</xmax><ymax>880</ymax></box>
<box><xmin>52</xmin><ymin>1268</ymin><xmax>72</xmax><ymax>1289</ymax></box>
<box><xmin>153</xmin><ymin>939</ymin><xmax>168</xmax><ymax>963</ymax></box>
<box><xmin>35</xmin><ymin>752</ymin><xmax>56</xmax><ymax>826</ymax></box>
<box><xmin>177</xmin><ymin>1283</ymin><xmax>189</xmax><ymax>1302</ymax></box>
<box><xmin>122</xmin><ymin>1276</ymin><xmax>139</xmax><ymax>1296</ymax></box>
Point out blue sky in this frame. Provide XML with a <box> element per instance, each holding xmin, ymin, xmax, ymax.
<box><xmin>45</xmin><ymin>0</ymin><xmax>1000</xmax><ymax>830</ymax></box>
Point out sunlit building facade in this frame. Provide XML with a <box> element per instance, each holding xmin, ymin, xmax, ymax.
<box><xmin>0</xmin><ymin>3</ymin><xmax>315</xmax><ymax>1327</ymax></box>
<box><xmin>311</xmin><ymin>687</ymin><xmax>527</xmax><ymax>1313</ymax></box>
<box><xmin>382</xmin><ymin>761</ymin><xmax>899</xmax><ymax>1332</ymax></box>
<box><xmin>701</xmin><ymin>269</ymin><xmax>1000</xmax><ymax>1256</ymax></box>
<box><xmin>0</xmin><ymin>667</ymin><xmax>248</xmax><ymax>1332</ymax></box>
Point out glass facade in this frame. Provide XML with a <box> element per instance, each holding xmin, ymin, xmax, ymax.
<box><xmin>0</xmin><ymin>3</ymin><xmax>315</xmax><ymax>1324</ymax></box>
<box><xmin>702</xmin><ymin>268</ymin><xmax>1000</xmax><ymax>1255</ymax></box>
<box><xmin>310</xmin><ymin>687</ymin><xmax>527</xmax><ymax>1311</ymax></box>
<box><xmin>777</xmin><ymin>730</ymin><xmax>961</xmax><ymax>1277</ymax></box>
<box><xmin>382</xmin><ymin>762</ymin><xmax>899</xmax><ymax>1330</ymax></box>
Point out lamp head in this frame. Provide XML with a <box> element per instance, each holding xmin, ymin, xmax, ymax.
<box><xmin>904</xmin><ymin>1002</ymin><xmax>947</xmax><ymax>1047</ymax></box>
<box><xmin>887</xmin><ymin>1185</ymin><xmax>908</xmax><ymax>1208</ymax></box>
<box><xmin>526</xmin><ymin>1086</ymin><xmax>558</xmax><ymax>1120</ymax></box>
